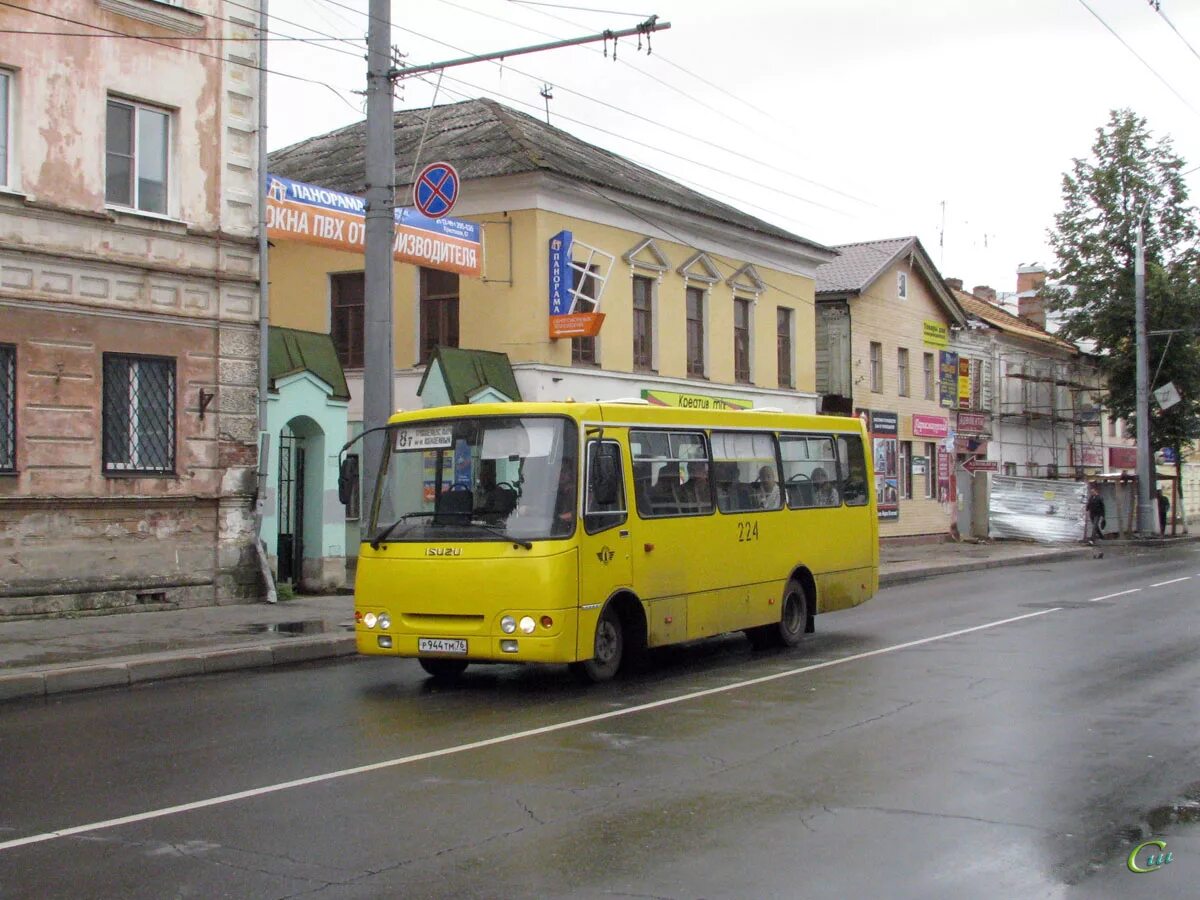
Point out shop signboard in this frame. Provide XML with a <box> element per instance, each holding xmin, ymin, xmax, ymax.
<box><xmin>868</xmin><ymin>410</ymin><xmax>899</xmax><ymax>520</ymax></box>
<box><xmin>641</xmin><ymin>389</ymin><xmax>752</xmax><ymax>411</ymax></box>
<box><xmin>911</xmin><ymin>413</ymin><xmax>949</xmax><ymax>438</ymax></box>
<box><xmin>938</xmin><ymin>351</ymin><xmax>958</xmax><ymax>409</ymax></box>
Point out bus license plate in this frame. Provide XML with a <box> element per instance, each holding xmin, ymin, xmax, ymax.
<box><xmin>419</xmin><ymin>638</ymin><xmax>467</xmax><ymax>654</ymax></box>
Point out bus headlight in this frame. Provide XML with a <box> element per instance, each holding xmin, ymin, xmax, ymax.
<box><xmin>377</xmin><ymin>613</ymin><xmax>391</xmax><ymax>630</ymax></box>
<box><xmin>363</xmin><ymin>613</ymin><xmax>378</xmax><ymax>629</ymax></box>
<box><xmin>519</xmin><ymin>616</ymin><xmax>536</xmax><ymax>634</ymax></box>
<box><xmin>500</xmin><ymin>615</ymin><xmax>516</xmax><ymax>634</ymax></box>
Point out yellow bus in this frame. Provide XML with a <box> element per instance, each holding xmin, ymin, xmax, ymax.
<box><xmin>352</xmin><ymin>400</ymin><xmax>878</xmax><ymax>682</ymax></box>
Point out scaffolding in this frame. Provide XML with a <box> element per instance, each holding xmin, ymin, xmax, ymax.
<box><xmin>996</xmin><ymin>350</ymin><xmax>1106</xmax><ymax>479</ymax></box>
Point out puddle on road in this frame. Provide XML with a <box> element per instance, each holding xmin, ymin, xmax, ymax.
<box><xmin>241</xmin><ymin>620</ymin><xmax>328</xmax><ymax>636</ymax></box>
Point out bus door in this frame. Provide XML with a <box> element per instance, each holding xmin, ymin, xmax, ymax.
<box><xmin>576</xmin><ymin>438</ymin><xmax>633</xmax><ymax>658</ymax></box>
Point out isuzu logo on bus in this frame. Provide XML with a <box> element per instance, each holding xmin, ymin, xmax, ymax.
<box><xmin>426</xmin><ymin>547</ymin><xmax>462</xmax><ymax>556</ymax></box>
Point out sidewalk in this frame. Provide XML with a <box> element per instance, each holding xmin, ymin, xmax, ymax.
<box><xmin>0</xmin><ymin>537</ymin><xmax>1187</xmax><ymax>703</ymax></box>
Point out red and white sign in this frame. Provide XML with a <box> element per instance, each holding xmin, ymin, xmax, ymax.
<box><xmin>911</xmin><ymin>414</ymin><xmax>949</xmax><ymax>438</ymax></box>
<box><xmin>957</xmin><ymin>411</ymin><xmax>988</xmax><ymax>434</ymax></box>
<box><xmin>962</xmin><ymin>457</ymin><xmax>999</xmax><ymax>473</ymax></box>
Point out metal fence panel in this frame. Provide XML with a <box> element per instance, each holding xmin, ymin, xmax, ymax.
<box><xmin>989</xmin><ymin>475</ymin><xmax>1086</xmax><ymax>542</ymax></box>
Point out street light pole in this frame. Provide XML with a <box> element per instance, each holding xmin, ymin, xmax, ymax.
<box><xmin>1134</xmin><ymin>214</ymin><xmax>1156</xmax><ymax>534</ymax></box>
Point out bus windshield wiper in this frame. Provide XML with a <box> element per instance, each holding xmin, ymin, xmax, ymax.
<box><xmin>466</xmin><ymin>518</ymin><xmax>533</xmax><ymax>550</ymax></box>
<box><xmin>370</xmin><ymin>512</ymin><xmax>436</xmax><ymax>549</ymax></box>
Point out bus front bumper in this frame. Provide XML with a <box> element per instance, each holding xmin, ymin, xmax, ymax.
<box><xmin>356</xmin><ymin>606</ymin><xmax>580</xmax><ymax>665</ymax></box>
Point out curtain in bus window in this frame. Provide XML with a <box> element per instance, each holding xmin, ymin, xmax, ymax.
<box><xmin>711</xmin><ymin>431</ymin><xmax>780</xmax><ymax>512</ymax></box>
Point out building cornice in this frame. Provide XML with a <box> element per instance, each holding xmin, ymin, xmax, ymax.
<box><xmin>97</xmin><ymin>0</ymin><xmax>206</xmax><ymax>35</ymax></box>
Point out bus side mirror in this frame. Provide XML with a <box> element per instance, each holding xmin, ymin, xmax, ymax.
<box><xmin>591</xmin><ymin>445</ymin><xmax>620</xmax><ymax>506</ymax></box>
<box><xmin>338</xmin><ymin>455</ymin><xmax>359</xmax><ymax>506</ymax></box>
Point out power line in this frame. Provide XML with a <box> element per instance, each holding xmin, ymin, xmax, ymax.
<box><xmin>0</xmin><ymin>1</ymin><xmax>365</xmax><ymax>113</ymax></box>
<box><xmin>1148</xmin><ymin>0</ymin><xmax>1200</xmax><ymax>65</ymax></box>
<box><xmin>325</xmin><ymin>0</ymin><xmax>866</xmax><ymax>210</ymax></box>
<box><xmin>1075</xmin><ymin>0</ymin><xmax>1200</xmax><ymax>117</ymax></box>
<box><xmin>0</xmin><ymin>30</ymin><xmax>358</xmax><ymax>42</ymax></box>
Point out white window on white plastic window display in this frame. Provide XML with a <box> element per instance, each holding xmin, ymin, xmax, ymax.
<box><xmin>106</xmin><ymin>98</ymin><xmax>170</xmax><ymax>215</ymax></box>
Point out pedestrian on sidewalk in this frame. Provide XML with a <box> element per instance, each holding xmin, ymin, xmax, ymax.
<box><xmin>1086</xmin><ymin>484</ymin><xmax>1105</xmax><ymax>542</ymax></box>
<box><xmin>1157</xmin><ymin>488</ymin><xmax>1170</xmax><ymax>535</ymax></box>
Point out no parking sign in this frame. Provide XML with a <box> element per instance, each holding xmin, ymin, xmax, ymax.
<box><xmin>412</xmin><ymin>162</ymin><xmax>461</xmax><ymax>218</ymax></box>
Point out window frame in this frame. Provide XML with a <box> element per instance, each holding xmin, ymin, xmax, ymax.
<box><xmin>897</xmin><ymin>271</ymin><xmax>908</xmax><ymax>300</ymax></box>
<box><xmin>630</xmin><ymin>429</ymin><xmax>713</xmax><ymax>519</ymax></box>
<box><xmin>899</xmin><ymin>440</ymin><xmax>912</xmax><ymax>500</ymax></box>
<box><xmin>925</xmin><ymin>441</ymin><xmax>936</xmax><ymax>499</ymax></box>
<box><xmin>571</xmin><ymin>264</ymin><xmax>601</xmax><ymax>366</ymax></box>
<box><xmin>0</xmin><ymin>68</ymin><xmax>12</xmax><ymax>189</ymax></box>
<box><xmin>923</xmin><ymin>351</ymin><xmax>935</xmax><ymax>401</ymax></box>
<box><xmin>869</xmin><ymin>341</ymin><xmax>882</xmax><ymax>393</ymax></box>
<box><xmin>102</xmin><ymin>352</ymin><xmax>177</xmax><ymax>476</ymax></box>
<box><xmin>685</xmin><ymin>285</ymin><xmax>707</xmax><ymax>378</ymax></box>
<box><xmin>419</xmin><ymin>266</ymin><xmax>459</xmax><ymax>365</ymax></box>
<box><xmin>776</xmin><ymin>306</ymin><xmax>793</xmax><ymax>389</ymax></box>
<box><xmin>584</xmin><ymin>439</ymin><xmax>629</xmax><ymax>534</ymax></box>
<box><xmin>711</xmin><ymin>430</ymin><xmax>781</xmax><ymax>514</ymax></box>
<box><xmin>632</xmin><ymin>273</ymin><xmax>655</xmax><ymax>371</ymax></box>
<box><xmin>0</xmin><ymin>343</ymin><xmax>15</xmax><ymax>473</ymax></box>
<box><xmin>105</xmin><ymin>96</ymin><xmax>171</xmax><ymax>215</ymax></box>
<box><xmin>897</xmin><ymin>347</ymin><xmax>910</xmax><ymax>397</ymax></box>
<box><xmin>733</xmin><ymin>297</ymin><xmax>752</xmax><ymax>384</ymax></box>
<box><xmin>330</xmin><ymin>271</ymin><xmax>365</xmax><ymax>369</ymax></box>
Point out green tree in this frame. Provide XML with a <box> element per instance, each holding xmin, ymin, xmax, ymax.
<box><xmin>1047</xmin><ymin>109</ymin><xmax>1200</xmax><ymax>457</ymax></box>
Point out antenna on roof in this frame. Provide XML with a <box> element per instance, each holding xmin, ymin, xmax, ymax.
<box><xmin>540</xmin><ymin>83</ymin><xmax>554</xmax><ymax>125</ymax></box>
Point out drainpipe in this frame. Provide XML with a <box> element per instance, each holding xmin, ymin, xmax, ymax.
<box><xmin>255</xmin><ymin>0</ymin><xmax>277</xmax><ymax>602</ymax></box>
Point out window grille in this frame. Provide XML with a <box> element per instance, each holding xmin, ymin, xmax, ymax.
<box><xmin>103</xmin><ymin>353</ymin><xmax>175</xmax><ymax>473</ymax></box>
<box><xmin>0</xmin><ymin>344</ymin><xmax>14</xmax><ymax>472</ymax></box>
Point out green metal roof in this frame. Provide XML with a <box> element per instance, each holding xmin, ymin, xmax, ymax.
<box><xmin>268</xmin><ymin>326</ymin><xmax>351</xmax><ymax>401</ymax></box>
<box><xmin>417</xmin><ymin>346</ymin><xmax>521</xmax><ymax>405</ymax></box>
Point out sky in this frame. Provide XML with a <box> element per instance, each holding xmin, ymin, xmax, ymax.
<box><xmin>261</xmin><ymin>0</ymin><xmax>1200</xmax><ymax>296</ymax></box>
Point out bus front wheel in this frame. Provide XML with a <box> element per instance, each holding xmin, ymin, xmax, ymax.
<box><xmin>571</xmin><ymin>605</ymin><xmax>624</xmax><ymax>683</ymax></box>
<box><xmin>747</xmin><ymin>579</ymin><xmax>808</xmax><ymax>650</ymax></box>
<box><xmin>418</xmin><ymin>658</ymin><xmax>469</xmax><ymax>681</ymax></box>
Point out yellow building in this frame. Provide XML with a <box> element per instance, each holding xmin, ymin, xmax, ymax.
<box><xmin>266</xmin><ymin>99</ymin><xmax>835</xmax><ymax>421</ymax></box>
<box><xmin>815</xmin><ymin>237</ymin><xmax>968</xmax><ymax>539</ymax></box>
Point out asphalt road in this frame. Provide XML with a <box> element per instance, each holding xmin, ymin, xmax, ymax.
<box><xmin>2</xmin><ymin>545</ymin><xmax>1199</xmax><ymax>899</ymax></box>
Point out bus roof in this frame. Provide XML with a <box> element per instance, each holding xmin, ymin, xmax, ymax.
<box><xmin>387</xmin><ymin>401</ymin><xmax>867</xmax><ymax>434</ymax></box>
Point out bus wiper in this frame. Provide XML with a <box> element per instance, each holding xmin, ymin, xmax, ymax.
<box><xmin>467</xmin><ymin>518</ymin><xmax>533</xmax><ymax>550</ymax></box>
<box><xmin>370</xmin><ymin>512</ymin><xmax>436</xmax><ymax>549</ymax></box>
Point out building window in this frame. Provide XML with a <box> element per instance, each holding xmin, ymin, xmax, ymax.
<box><xmin>1107</xmin><ymin>415</ymin><xmax>1118</xmax><ymax>438</ymax></box>
<box><xmin>632</xmin><ymin>274</ymin><xmax>654</xmax><ymax>370</ymax></box>
<box><xmin>419</xmin><ymin>267</ymin><xmax>459</xmax><ymax>365</ymax></box>
<box><xmin>106</xmin><ymin>98</ymin><xmax>170</xmax><ymax>215</ymax></box>
<box><xmin>777</xmin><ymin>307</ymin><xmax>793</xmax><ymax>389</ymax></box>
<box><xmin>686</xmin><ymin>286</ymin><xmax>706</xmax><ymax>377</ymax></box>
<box><xmin>869</xmin><ymin>341</ymin><xmax>882</xmax><ymax>392</ymax></box>
<box><xmin>925</xmin><ymin>441</ymin><xmax>936</xmax><ymax>499</ymax></box>
<box><xmin>897</xmin><ymin>347</ymin><xmax>910</xmax><ymax>397</ymax></box>
<box><xmin>1005</xmin><ymin>462</ymin><xmax>1018</xmax><ymax>476</ymax></box>
<box><xmin>0</xmin><ymin>343</ymin><xmax>14</xmax><ymax>473</ymax></box>
<box><xmin>572</xmin><ymin>265</ymin><xmax>600</xmax><ymax>366</ymax></box>
<box><xmin>923</xmin><ymin>352</ymin><xmax>935</xmax><ymax>400</ymax></box>
<box><xmin>330</xmin><ymin>272</ymin><xmax>364</xmax><ymax>368</ymax></box>
<box><xmin>899</xmin><ymin>440</ymin><xmax>912</xmax><ymax>499</ymax></box>
<box><xmin>733</xmin><ymin>297</ymin><xmax>751</xmax><ymax>383</ymax></box>
<box><xmin>0</xmin><ymin>70</ymin><xmax>10</xmax><ymax>188</ymax></box>
<box><xmin>897</xmin><ymin>271</ymin><xmax>908</xmax><ymax>300</ymax></box>
<box><xmin>102</xmin><ymin>353</ymin><xmax>175</xmax><ymax>474</ymax></box>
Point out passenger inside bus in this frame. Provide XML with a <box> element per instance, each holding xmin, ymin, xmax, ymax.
<box><xmin>714</xmin><ymin>461</ymin><xmax>752</xmax><ymax>512</ymax></box>
<box><xmin>650</xmin><ymin>461</ymin><xmax>682</xmax><ymax>513</ymax></box>
<box><xmin>553</xmin><ymin>466</ymin><xmax>577</xmax><ymax>530</ymax></box>
<box><xmin>754</xmin><ymin>465</ymin><xmax>781</xmax><ymax>509</ymax></box>
<box><xmin>474</xmin><ymin>461</ymin><xmax>516</xmax><ymax>520</ymax></box>
<box><xmin>680</xmin><ymin>460</ymin><xmax>712</xmax><ymax>513</ymax></box>
<box><xmin>812</xmin><ymin>466</ymin><xmax>840</xmax><ymax>506</ymax></box>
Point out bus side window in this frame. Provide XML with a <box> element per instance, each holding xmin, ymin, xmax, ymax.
<box><xmin>837</xmin><ymin>434</ymin><xmax>869</xmax><ymax>506</ymax></box>
<box><xmin>585</xmin><ymin>441</ymin><xmax>628</xmax><ymax>534</ymax></box>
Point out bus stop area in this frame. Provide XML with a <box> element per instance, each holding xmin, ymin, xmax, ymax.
<box><xmin>0</xmin><ymin>534</ymin><xmax>1194</xmax><ymax>703</ymax></box>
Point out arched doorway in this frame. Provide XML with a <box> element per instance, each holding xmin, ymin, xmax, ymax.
<box><xmin>277</xmin><ymin>415</ymin><xmax>325</xmax><ymax>589</ymax></box>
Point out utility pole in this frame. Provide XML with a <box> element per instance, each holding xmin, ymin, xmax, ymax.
<box><xmin>1134</xmin><ymin>214</ymin><xmax>1156</xmax><ymax>535</ymax></box>
<box><xmin>358</xmin><ymin>15</ymin><xmax>670</xmax><ymax>538</ymax></box>
<box><xmin>540</xmin><ymin>83</ymin><xmax>554</xmax><ymax>124</ymax></box>
<box><xmin>361</xmin><ymin>0</ymin><xmax>395</xmax><ymax>538</ymax></box>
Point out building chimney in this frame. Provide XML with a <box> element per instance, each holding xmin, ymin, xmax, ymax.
<box><xmin>1016</xmin><ymin>263</ymin><xmax>1047</xmax><ymax>328</ymax></box>
<box><xmin>944</xmin><ymin>277</ymin><xmax>963</xmax><ymax>291</ymax></box>
<box><xmin>972</xmin><ymin>285</ymin><xmax>997</xmax><ymax>304</ymax></box>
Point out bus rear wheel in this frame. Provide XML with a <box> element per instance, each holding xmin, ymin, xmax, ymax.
<box><xmin>418</xmin><ymin>658</ymin><xmax>469</xmax><ymax>681</ymax></box>
<box><xmin>570</xmin><ymin>605</ymin><xmax>624</xmax><ymax>683</ymax></box>
<box><xmin>747</xmin><ymin>579</ymin><xmax>808</xmax><ymax>650</ymax></box>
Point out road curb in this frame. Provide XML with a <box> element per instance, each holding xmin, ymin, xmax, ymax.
<box><xmin>0</xmin><ymin>634</ymin><xmax>356</xmax><ymax>704</ymax></box>
<box><xmin>879</xmin><ymin>546</ymin><xmax>1096</xmax><ymax>588</ymax></box>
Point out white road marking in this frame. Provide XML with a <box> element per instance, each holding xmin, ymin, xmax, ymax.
<box><xmin>1087</xmin><ymin>589</ymin><xmax>1141</xmax><ymax>602</ymax></box>
<box><xmin>0</xmin><ymin>607</ymin><xmax>1061</xmax><ymax>853</ymax></box>
<box><xmin>1149</xmin><ymin>577</ymin><xmax>1191</xmax><ymax>588</ymax></box>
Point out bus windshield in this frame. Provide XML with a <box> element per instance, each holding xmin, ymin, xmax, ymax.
<box><xmin>370</xmin><ymin>415</ymin><xmax>579</xmax><ymax>544</ymax></box>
